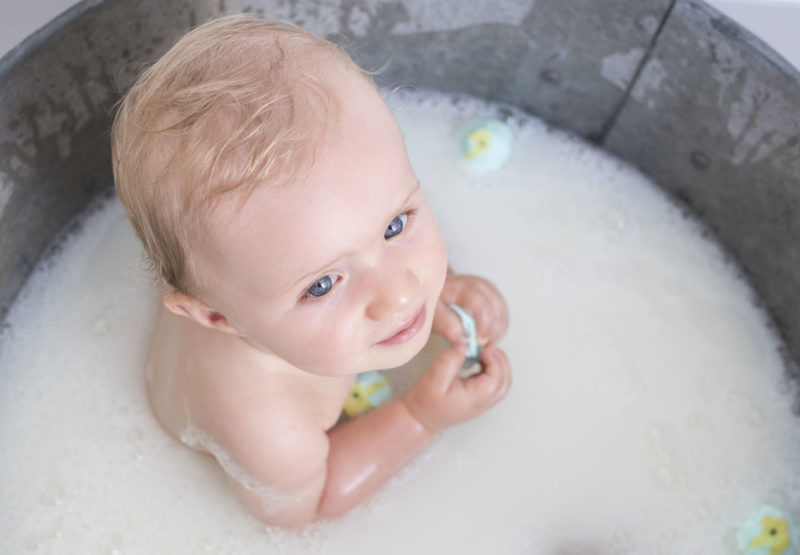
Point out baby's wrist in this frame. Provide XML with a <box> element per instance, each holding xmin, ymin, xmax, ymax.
<box><xmin>399</xmin><ymin>396</ymin><xmax>439</xmax><ymax>438</ymax></box>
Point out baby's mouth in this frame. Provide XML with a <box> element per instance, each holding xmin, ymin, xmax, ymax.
<box><xmin>377</xmin><ymin>305</ymin><xmax>427</xmax><ymax>346</ymax></box>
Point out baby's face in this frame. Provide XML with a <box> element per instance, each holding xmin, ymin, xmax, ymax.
<box><xmin>195</xmin><ymin>67</ymin><xmax>448</xmax><ymax>376</ymax></box>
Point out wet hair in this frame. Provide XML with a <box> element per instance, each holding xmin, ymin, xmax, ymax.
<box><xmin>111</xmin><ymin>14</ymin><xmax>369</xmax><ymax>295</ymax></box>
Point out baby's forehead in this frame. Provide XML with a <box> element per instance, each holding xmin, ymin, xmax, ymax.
<box><xmin>193</xmin><ymin>184</ymin><xmax>345</xmax><ymax>297</ymax></box>
<box><xmin>190</xmin><ymin>66</ymin><xmax>413</xmax><ymax>293</ymax></box>
<box><xmin>198</xmin><ymin>173</ymin><xmax>416</xmax><ymax>299</ymax></box>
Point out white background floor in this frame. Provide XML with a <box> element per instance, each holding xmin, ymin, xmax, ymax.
<box><xmin>1</xmin><ymin>0</ymin><xmax>800</xmax><ymax>67</ymax></box>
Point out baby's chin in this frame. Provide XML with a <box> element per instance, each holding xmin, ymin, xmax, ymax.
<box><xmin>304</xmin><ymin>329</ymin><xmax>432</xmax><ymax>377</ymax></box>
<box><xmin>298</xmin><ymin>310</ymin><xmax>438</xmax><ymax>377</ymax></box>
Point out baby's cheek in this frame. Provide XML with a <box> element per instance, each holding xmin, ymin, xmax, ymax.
<box><xmin>299</xmin><ymin>319</ymin><xmax>362</xmax><ymax>375</ymax></box>
<box><xmin>426</xmin><ymin>234</ymin><xmax>449</xmax><ymax>293</ymax></box>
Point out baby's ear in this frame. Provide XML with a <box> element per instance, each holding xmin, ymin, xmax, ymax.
<box><xmin>162</xmin><ymin>291</ymin><xmax>238</xmax><ymax>335</ymax></box>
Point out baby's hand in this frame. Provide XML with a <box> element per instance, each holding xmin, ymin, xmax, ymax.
<box><xmin>433</xmin><ymin>273</ymin><xmax>509</xmax><ymax>347</ymax></box>
<box><xmin>402</xmin><ymin>344</ymin><xmax>511</xmax><ymax>434</ymax></box>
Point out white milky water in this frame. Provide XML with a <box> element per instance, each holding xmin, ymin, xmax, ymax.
<box><xmin>1</xmin><ymin>90</ymin><xmax>799</xmax><ymax>554</ymax></box>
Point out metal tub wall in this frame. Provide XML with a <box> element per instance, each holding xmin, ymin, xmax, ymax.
<box><xmin>1</xmin><ymin>0</ymin><xmax>798</xmax><ymax>379</ymax></box>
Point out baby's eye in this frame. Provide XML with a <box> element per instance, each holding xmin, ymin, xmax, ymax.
<box><xmin>306</xmin><ymin>275</ymin><xmax>339</xmax><ymax>298</ymax></box>
<box><xmin>384</xmin><ymin>212</ymin><xmax>408</xmax><ymax>240</ymax></box>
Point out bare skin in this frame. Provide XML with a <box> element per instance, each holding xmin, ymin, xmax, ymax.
<box><xmin>146</xmin><ymin>62</ymin><xmax>511</xmax><ymax>528</ymax></box>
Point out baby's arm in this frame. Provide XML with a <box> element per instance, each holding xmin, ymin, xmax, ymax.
<box><xmin>322</xmin><ymin>344</ymin><xmax>510</xmax><ymax>518</ymax></box>
<box><xmin>217</xmin><ymin>344</ymin><xmax>510</xmax><ymax>527</ymax></box>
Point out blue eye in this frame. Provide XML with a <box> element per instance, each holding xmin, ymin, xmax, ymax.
<box><xmin>384</xmin><ymin>213</ymin><xmax>408</xmax><ymax>240</ymax></box>
<box><xmin>306</xmin><ymin>275</ymin><xmax>339</xmax><ymax>298</ymax></box>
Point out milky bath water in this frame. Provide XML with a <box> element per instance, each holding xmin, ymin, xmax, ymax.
<box><xmin>1</xmin><ymin>91</ymin><xmax>799</xmax><ymax>553</ymax></box>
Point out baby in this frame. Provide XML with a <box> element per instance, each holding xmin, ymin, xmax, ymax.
<box><xmin>111</xmin><ymin>14</ymin><xmax>510</xmax><ymax>527</ymax></box>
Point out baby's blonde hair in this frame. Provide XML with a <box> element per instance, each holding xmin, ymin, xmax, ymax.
<box><xmin>111</xmin><ymin>14</ymin><xmax>368</xmax><ymax>295</ymax></box>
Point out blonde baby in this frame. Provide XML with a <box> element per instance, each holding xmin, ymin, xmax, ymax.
<box><xmin>111</xmin><ymin>14</ymin><xmax>511</xmax><ymax>528</ymax></box>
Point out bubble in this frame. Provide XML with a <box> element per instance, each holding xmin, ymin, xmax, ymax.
<box><xmin>646</xmin><ymin>424</ymin><xmax>665</xmax><ymax>443</ymax></box>
<box><xmin>693</xmin><ymin>500</ymin><xmax>712</xmax><ymax>519</ymax></box>
<box><xmin>93</xmin><ymin>317</ymin><xmax>110</xmax><ymax>335</ymax></box>
<box><xmin>38</xmin><ymin>481</ymin><xmax>66</xmax><ymax>507</ymax></box>
<box><xmin>655</xmin><ymin>466</ymin><xmax>675</xmax><ymax>487</ymax></box>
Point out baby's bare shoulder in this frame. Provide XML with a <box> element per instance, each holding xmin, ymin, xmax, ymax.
<box><xmin>205</xmin><ymin>381</ymin><xmax>330</xmax><ymax>479</ymax></box>
<box><xmin>147</xmin><ymin>309</ymin><xmax>346</xmax><ymax>514</ymax></box>
<box><xmin>189</xmin><ymin>364</ymin><xmax>334</xmax><ymax>523</ymax></box>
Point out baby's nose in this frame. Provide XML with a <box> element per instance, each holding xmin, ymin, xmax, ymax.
<box><xmin>365</xmin><ymin>269</ymin><xmax>420</xmax><ymax>322</ymax></box>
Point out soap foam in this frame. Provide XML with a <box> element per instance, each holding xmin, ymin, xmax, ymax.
<box><xmin>179</xmin><ymin>421</ymin><xmax>315</xmax><ymax>516</ymax></box>
<box><xmin>1</xmin><ymin>90</ymin><xmax>799</xmax><ymax>553</ymax></box>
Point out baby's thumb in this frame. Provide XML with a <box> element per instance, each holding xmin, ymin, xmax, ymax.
<box><xmin>425</xmin><ymin>345</ymin><xmax>467</xmax><ymax>393</ymax></box>
<box><xmin>432</xmin><ymin>302</ymin><xmax>466</xmax><ymax>345</ymax></box>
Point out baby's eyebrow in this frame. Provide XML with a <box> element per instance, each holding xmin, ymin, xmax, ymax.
<box><xmin>287</xmin><ymin>181</ymin><xmax>422</xmax><ymax>294</ymax></box>
<box><xmin>397</xmin><ymin>180</ymin><xmax>421</xmax><ymax>209</ymax></box>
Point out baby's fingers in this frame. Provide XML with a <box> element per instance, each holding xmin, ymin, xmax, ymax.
<box><xmin>464</xmin><ymin>345</ymin><xmax>511</xmax><ymax>406</ymax></box>
<box><xmin>424</xmin><ymin>344</ymin><xmax>468</xmax><ymax>394</ymax></box>
<box><xmin>462</xmin><ymin>297</ymin><xmax>492</xmax><ymax>346</ymax></box>
<box><xmin>474</xmin><ymin>282</ymin><xmax>509</xmax><ymax>344</ymax></box>
<box><xmin>460</xmin><ymin>283</ymin><xmax>507</xmax><ymax>345</ymax></box>
<box><xmin>433</xmin><ymin>300</ymin><xmax>469</xmax><ymax>345</ymax></box>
